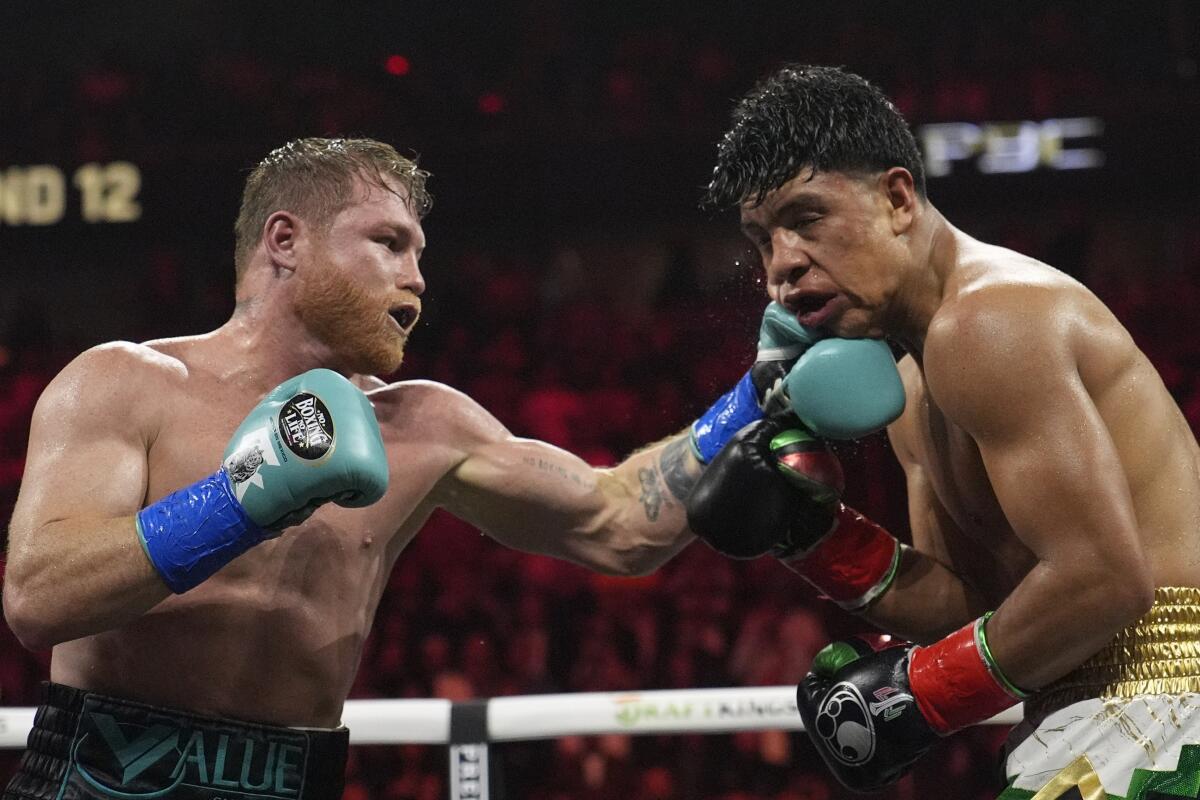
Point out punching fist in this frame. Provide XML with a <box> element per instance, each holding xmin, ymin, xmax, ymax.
<box><xmin>783</xmin><ymin>337</ymin><xmax>906</xmax><ymax>441</ymax></box>
<box><xmin>685</xmin><ymin>417</ymin><xmax>843</xmax><ymax>558</ymax></box>
<box><xmin>137</xmin><ymin>369</ymin><xmax>389</xmax><ymax>592</ymax></box>
<box><xmin>691</xmin><ymin>302</ymin><xmax>907</xmax><ymax>467</ymax></box>
<box><xmin>690</xmin><ymin>302</ymin><xmax>822</xmax><ymax>464</ymax></box>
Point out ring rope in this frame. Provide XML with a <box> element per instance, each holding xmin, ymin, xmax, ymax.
<box><xmin>0</xmin><ymin>687</ymin><xmax>1023</xmax><ymax>748</ymax></box>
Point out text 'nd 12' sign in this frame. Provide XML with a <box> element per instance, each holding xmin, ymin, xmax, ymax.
<box><xmin>0</xmin><ymin>162</ymin><xmax>142</xmax><ymax>226</ymax></box>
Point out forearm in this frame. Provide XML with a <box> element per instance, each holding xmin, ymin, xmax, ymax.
<box><xmin>859</xmin><ymin>546</ymin><xmax>989</xmax><ymax>644</ymax></box>
<box><xmin>597</xmin><ymin>432</ymin><xmax>702</xmax><ymax>573</ymax></box>
<box><xmin>986</xmin><ymin>557</ymin><xmax>1153</xmax><ymax>690</ymax></box>
<box><xmin>3</xmin><ymin>515</ymin><xmax>169</xmax><ymax>649</ymax></box>
<box><xmin>445</xmin><ymin>431</ymin><xmax>700</xmax><ymax>576</ymax></box>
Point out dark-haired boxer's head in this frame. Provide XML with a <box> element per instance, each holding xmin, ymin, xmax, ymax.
<box><xmin>704</xmin><ymin>65</ymin><xmax>924</xmax><ymax>212</ymax></box>
<box><xmin>705</xmin><ymin>66</ymin><xmax>928</xmax><ymax>340</ymax></box>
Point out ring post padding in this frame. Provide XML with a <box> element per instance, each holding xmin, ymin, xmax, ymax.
<box><xmin>450</xmin><ymin>700</ymin><xmax>491</xmax><ymax>800</ymax></box>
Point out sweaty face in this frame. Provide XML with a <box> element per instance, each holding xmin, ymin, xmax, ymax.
<box><xmin>738</xmin><ymin>170</ymin><xmax>906</xmax><ymax>339</ymax></box>
<box><xmin>293</xmin><ymin>178</ymin><xmax>425</xmax><ymax>375</ymax></box>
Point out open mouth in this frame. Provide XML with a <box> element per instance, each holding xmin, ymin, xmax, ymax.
<box><xmin>388</xmin><ymin>305</ymin><xmax>419</xmax><ymax>333</ymax></box>
<box><xmin>791</xmin><ymin>293</ymin><xmax>840</xmax><ymax>328</ymax></box>
<box><xmin>794</xmin><ymin>293</ymin><xmax>834</xmax><ymax>316</ymax></box>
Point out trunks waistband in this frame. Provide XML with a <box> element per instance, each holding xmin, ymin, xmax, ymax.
<box><xmin>4</xmin><ymin>682</ymin><xmax>348</xmax><ymax>800</ymax></box>
<box><xmin>1028</xmin><ymin>586</ymin><xmax>1200</xmax><ymax>719</ymax></box>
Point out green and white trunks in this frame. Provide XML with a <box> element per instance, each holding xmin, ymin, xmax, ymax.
<box><xmin>999</xmin><ymin>588</ymin><xmax>1200</xmax><ymax>800</ymax></box>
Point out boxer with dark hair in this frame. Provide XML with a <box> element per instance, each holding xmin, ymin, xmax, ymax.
<box><xmin>689</xmin><ymin>65</ymin><xmax>1200</xmax><ymax>798</ymax></box>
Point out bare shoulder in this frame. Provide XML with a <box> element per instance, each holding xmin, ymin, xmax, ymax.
<box><xmin>923</xmin><ymin>242</ymin><xmax>1112</xmax><ymax>425</ymax></box>
<box><xmin>366</xmin><ymin>378</ymin><xmax>508</xmax><ymax>447</ymax></box>
<box><xmin>39</xmin><ymin>341</ymin><xmax>185</xmax><ymax>412</ymax></box>
<box><xmin>32</xmin><ymin>341</ymin><xmax>187</xmax><ymax>445</ymax></box>
<box><xmin>927</xmin><ymin>246</ymin><xmax>1089</xmax><ymax>372</ymax></box>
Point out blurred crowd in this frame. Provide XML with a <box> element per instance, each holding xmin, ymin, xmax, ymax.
<box><xmin>2</xmin><ymin>3</ymin><xmax>1195</xmax><ymax>167</ymax></box>
<box><xmin>3</xmin><ymin>1</ymin><xmax>1200</xmax><ymax>798</ymax></box>
<box><xmin>2</xmin><ymin>238</ymin><xmax>1199</xmax><ymax>798</ymax></box>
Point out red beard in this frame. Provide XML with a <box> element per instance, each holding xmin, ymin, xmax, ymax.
<box><xmin>294</xmin><ymin>263</ymin><xmax>412</xmax><ymax>376</ymax></box>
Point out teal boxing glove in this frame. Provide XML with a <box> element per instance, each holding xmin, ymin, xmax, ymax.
<box><xmin>223</xmin><ymin>368</ymin><xmax>390</xmax><ymax>527</ymax></box>
<box><xmin>691</xmin><ymin>302</ymin><xmax>823</xmax><ymax>463</ymax></box>
<box><xmin>784</xmin><ymin>339</ymin><xmax>906</xmax><ymax>440</ymax></box>
<box><xmin>136</xmin><ymin>369</ymin><xmax>389</xmax><ymax>592</ymax></box>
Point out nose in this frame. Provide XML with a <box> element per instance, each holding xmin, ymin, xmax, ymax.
<box><xmin>397</xmin><ymin>257</ymin><xmax>426</xmax><ymax>297</ymax></box>
<box><xmin>764</xmin><ymin>228</ymin><xmax>811</xmax><ymax>295</ymax></box>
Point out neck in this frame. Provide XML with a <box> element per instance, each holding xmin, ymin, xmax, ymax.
<box><xmin>883</xmin><ymin>205</ymin><xmax>959</xmax><ymax>362</ymax></box>
<box><xmin>203</xmin><ymin>290</ymin><xmax>350</xmax><ymax>390</ymax></box>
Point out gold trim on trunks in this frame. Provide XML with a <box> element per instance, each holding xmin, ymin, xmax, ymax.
<box><xmin>1029</xmin><ymin>587</ymin><xmax>1200</xmax><ymax>719</ymax></box>
<box><xmin>1029</xmin><ymin>755</ymin><xmax>1108</xmax><ymax>800</ymax></box>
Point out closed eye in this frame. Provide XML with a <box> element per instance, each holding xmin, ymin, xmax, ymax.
<box><xmin>743</xmin><ymin>230</ymin><xmax>770</xmax><ymax>251</ymax></box>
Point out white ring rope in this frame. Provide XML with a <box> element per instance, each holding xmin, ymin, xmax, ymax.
<box><xmin>0</xmin><ymin>687</ymin><xmax>1023</xmax><ymax>749</ymax></box>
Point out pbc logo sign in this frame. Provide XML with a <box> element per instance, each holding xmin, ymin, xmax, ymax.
<box><xmin>814</xmin><ymin>683</ymin><xmax>913</xmax><ymax>767</ymax></box>
<box><xmin>918</xmin><ymin>117</ymin><xmax>1104</xmax><ymax>177</ymax></box>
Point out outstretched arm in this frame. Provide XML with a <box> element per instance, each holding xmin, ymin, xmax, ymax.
<box><xmin>432</xmin><ymin>395</ymin><xmax>700</xmax><ymax>575</ymax></box>
<box><xmin>428</xmin><ymin>301</ymin><xmax>832</xmax><ymax>575</ymax></box>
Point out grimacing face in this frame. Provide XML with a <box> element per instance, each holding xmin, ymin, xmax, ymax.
<box><xmin>738</xmin><ymin>169</ymin><xmax>908</xmax><ymax>340</ymax></box>
<box><xmin>293</xmin><ymin>177</ymin><xmax>426</xmax><ymax>375</ymax></box>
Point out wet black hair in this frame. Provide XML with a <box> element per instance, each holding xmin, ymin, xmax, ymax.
<box><xmin>703</xmin><ymin>64</ymin><xmax>925</xmax><ymax>210</ymax></box>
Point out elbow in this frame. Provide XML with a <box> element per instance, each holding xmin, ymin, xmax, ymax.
<box><xmin>604</xmin><ymin>535</ymin><xmax>692</xmax><ymax>578</ymax></box>
<box><xmin>1115</xmin><ymin>564</ymin><xmax>1156</xmax><ymax>626</ymax></box>
<box><xmin>3</xmin><ymin>582</ymin><xmax>65</xmax><ymax>651</ymax></box>
<box><xmin>1094</xmin><ymin>555</ymin><xmax>1155</xmax><ymax>631</ymax></box>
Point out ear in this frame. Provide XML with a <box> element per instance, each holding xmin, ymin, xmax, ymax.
<box><xmin>879</xmin><ymin>168</ymin><xmax>920</xmax><ymax>235</ymax></box>
<box><xmin>262</xmin><ymin>211</ymin><xmax>302</xmax><ymax>273</ymax></box>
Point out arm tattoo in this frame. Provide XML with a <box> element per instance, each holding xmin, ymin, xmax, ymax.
<box><xmin>637</xmin><ymin>467</ymin><xmax>663</xmax><ymax>521</ymax></box>
<box><xmin>522</xmin><ymin>455</ymin><xmax>585</xmax><ymax>485</ymax></box>
<box><xmin>659</xmin><ymin>436</ymin><xmax>700</xmax><ymax>501</ymax></box>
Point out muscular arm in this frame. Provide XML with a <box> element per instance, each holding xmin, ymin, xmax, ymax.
<box><xmin>926</xmin><ymin>289</ymin><xmax>1153</xmax><ymax>690</ymax></box>
<box><xmin>4</xmin><ymin>344</ymin><xmax>172</xmax><ymax>650</ymax></box>
<box><xmin>430</xmin><ymin>390</ymin><xmax>700</xmax><ymax>576</ymax></box>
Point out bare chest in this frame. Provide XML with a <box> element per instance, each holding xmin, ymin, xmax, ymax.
<box><xmin>144</xmin><ymin>380</ymin><xmax>452</xmax><ymax>582</ymax></box>
<box><xmin>904</xmin><ymin>389</ymin><xmax>1035</xmax><ymax>587</ymax></box>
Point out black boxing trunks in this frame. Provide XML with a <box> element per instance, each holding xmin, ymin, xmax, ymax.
<box><xmin>3</xmin><ymin>683</ymin><xmax>348</xmax><ymax>800</ymax></box>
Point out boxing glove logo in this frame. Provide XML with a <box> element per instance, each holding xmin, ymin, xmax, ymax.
<box><xmin>278</xmin><ymin>393</ymin><xmax>335</xmax><ymax>460</ymax></box>
<box><xmin>814</xmin><ymin>682</ymin><xmax>876</xmax><ymax>766</ymax></box>
<box><xmin>226</xmin><ymin>445</ymin><xmax>265</xmax><ymax>484</ymax></box>
<box><xmin>223</xmin><ymin>427</ymin><xmax>280</xmax><ymax>502</ymax></box>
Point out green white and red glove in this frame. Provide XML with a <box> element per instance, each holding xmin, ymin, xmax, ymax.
<box><xmin>797</xmin><ymin>617</ymin><xmax>1027</xmax><ymax>792</ymax></box>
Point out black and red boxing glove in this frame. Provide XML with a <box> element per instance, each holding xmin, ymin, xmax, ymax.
<box><xmin>685</xmin><ymin>417</ymin><xmax>902</xmax><ymax>611</ymax></box>
<box><xmin>797</xmin><ymin>615</ymin><xmax>1027</xmax><ymax>793</ymax></box>
<box><xmin>685</xmin><ymin>417</ymin><xmax>844</xmax><ymax>558</ymax></box>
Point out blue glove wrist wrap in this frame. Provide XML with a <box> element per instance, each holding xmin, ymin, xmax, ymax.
<box><xmin>690</xmin><ymin>371</ymin><xmax>760</xmax><ymax>464</ymax></box>
<box><xmin>135</xmin><ymin>469</ymin><xmax>269</xmax><ymax>594</ymax></box>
